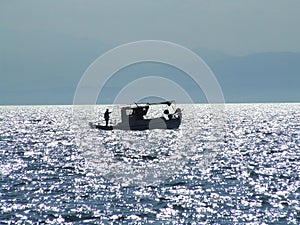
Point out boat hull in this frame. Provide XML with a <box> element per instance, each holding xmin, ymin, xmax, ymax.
<box><xmin>88</xmin><ymin>122</ymin><xmax>113</xmax><ymax>130</ymax></box>
<box><xmin>89</xmin><ymin>117</ymin><xmax>181</xmax><ymax>131</ymax></box>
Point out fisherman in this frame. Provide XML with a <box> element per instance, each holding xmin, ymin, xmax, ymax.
<box><xmin>104</xmin><ymin>109</ymin><xmax>112</xmax><ymax>126</ymax></box>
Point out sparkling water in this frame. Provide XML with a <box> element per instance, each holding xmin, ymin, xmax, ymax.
<box><xmin>0</xmin><ymin>104</ymin><xmax>299</xmax><ymax>224</ymax></box>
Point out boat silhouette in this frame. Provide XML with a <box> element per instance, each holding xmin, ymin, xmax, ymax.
<box><xmin>89</xmin><ymin>101</ymin><xmax>182</xmax><ymax>131</ymax></box>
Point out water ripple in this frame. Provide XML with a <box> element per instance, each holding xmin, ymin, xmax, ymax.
<box><xmin>0</xmin><ymin>104</ymin><xmax>299</xmax><ymax>224</ymax></box>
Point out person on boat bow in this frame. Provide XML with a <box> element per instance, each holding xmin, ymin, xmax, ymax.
<box><xmin>104</xmin><ymin>109</ymin><xmax>112</xmax><ymax>126</ymax></box>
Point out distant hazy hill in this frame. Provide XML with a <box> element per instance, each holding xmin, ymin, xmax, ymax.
<box><xmin>98</xmin><ymin>51</ymin><xmax>300</xmax><ymax>103</ymax></box>
<box><xmin>193</xmin><ymin>48</ymin><xmax>231</xmax><ymax>63</ymax></box>
<box><xmin>1</xmin><ymin>30</ymin><xmax>299</xmax><ymax>104</ymax></box>
<box><xmin>208</xmin><ymin>52</ymin><xmax>300</xmax><ymax>102</ymax></box>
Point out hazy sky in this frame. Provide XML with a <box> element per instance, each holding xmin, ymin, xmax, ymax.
<box><xmin>1</xmin><ymin>1</ymin><xmax>299</xmax><ymax>104</ymax></box>
<box><xmin>1</xmin><ymin>0</ymin><xmax>300</xmax><ymax>55</ymax></box>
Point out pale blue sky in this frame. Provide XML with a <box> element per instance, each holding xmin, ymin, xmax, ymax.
<box><xmin>1</xmin><ymin>0</ymin><xmax>300</xmax><ymax>55</ymax></box>
<box><xmin>1</xmin><ymin>1</ymin><xmax>300</xmax><ymax>104</ymax></box>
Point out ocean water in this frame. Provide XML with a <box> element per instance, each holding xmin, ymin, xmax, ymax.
<box><xmin>0</xmin><ymin>104</ymin><xmax>299</xmax><ymax>224</ymax></box>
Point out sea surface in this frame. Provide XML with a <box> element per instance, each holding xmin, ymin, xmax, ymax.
<box><xmin>0</xmin><ymin>104</ymin><xmax>299</xmax><ymax>224</ymax></box>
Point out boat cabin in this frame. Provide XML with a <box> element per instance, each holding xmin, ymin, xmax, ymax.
<box><xmin>120</xmin><ymin>105</ymin><xmax>149</xmax><ymax>122</ymax></box>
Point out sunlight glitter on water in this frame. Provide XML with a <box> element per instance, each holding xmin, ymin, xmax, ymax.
<box><xmin>73</xmin><ymin>104</ymin><xmax>224</xmax><ymax>186</ymax></box>
<box><xmin>0</xmin><ymin>104</ymin><xmax>299</xmax><ymax>224</ymax></box>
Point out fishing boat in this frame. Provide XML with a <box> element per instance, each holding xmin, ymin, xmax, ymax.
<box><xmin>89</xmin><ymin>101</ymin><xmax>182</xmax><ymax>131</ymax></box>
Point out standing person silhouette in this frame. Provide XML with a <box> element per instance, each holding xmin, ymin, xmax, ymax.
<box><xmin>104</xmin><ymin>109</ymin><xmax>111</xmax><ymax>126</ymax></box>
